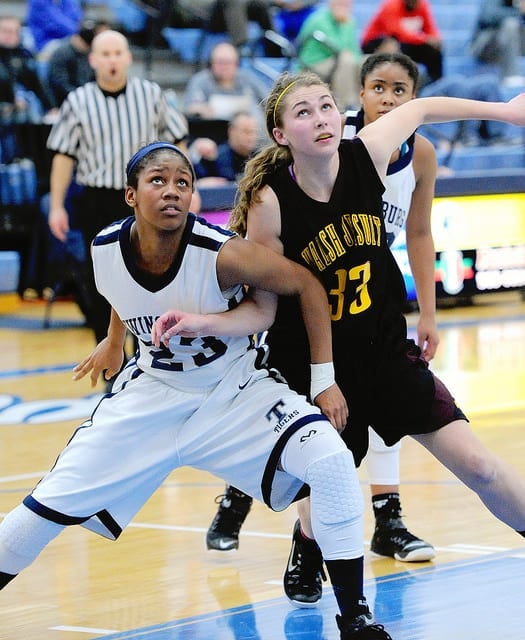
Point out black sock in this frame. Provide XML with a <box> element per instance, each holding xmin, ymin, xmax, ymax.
<box><xmin>372</xmin><ymin>492</ymin><xmax>402</xmax><ymax>524</ymax></box>
<box><xmin>324</xmin><ymin>556</ymin><xmax>364</xmax><ymax>617</ymax></box>
<box><xmin>372</xmin><ymin>492</ymin><xmax>400</xmax><ymax>509</ymax></box>
<box><xmin>0</xmin><ymin>571</ymin><xmax>16</xmax><ymax>589</ymax></box>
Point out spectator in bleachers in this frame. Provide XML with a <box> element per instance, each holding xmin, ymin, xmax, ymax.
<box><xmin>470</xmin><ymin>0</ymin><xmax>525</xmax><ymax>87</ymax></box>
<box><xmin>272</xmin><ymin>0</ymin><xmax>318</xmax><ymax>42</ymax></box>
<box><xmin>360</xmin><ymin>0</ymin><xmax>443</xmax><ymax>84</ymax></box>
<box><xmin>296</xmin><ymin>0</ymin><xmax>363</xmax><ymax>109</ymax></box>
<box><xmin>0</xmin><ymin>15</ymin><xmax>56</xmax><ymax>123</ymax></box>
<box><xmin>46</xmin><ymin>19</ymin><xmax>111</xmax><ymax>108</ymax></box>
<box><xmin>189</xmin><ymin>111</ymin><xmax>260</xmax><ymax>185</ymax></box>
<box><xmin>183</xmin><ymin>42</ymin><xmax>267</xmax><ymax>131</ymax></box>
<box><xmin>173</xmin><ymin>0</ymin><xmax>277</xmax><ymax>53</ymax></box>
<box><xmin>26</xmin><ymin>0</ymin><xmax>84</xmax><ymax>55</ymax></box>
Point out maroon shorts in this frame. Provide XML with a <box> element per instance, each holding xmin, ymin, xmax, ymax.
<box><xmin>336</xmin><ymin>339</ymin><xmax>468</xmax><ymax>466</ymax></box>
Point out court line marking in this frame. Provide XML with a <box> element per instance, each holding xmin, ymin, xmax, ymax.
<box><xmin>51</xmin><ymin>627</ymin><xmax>121</xmax><ymax>634</ymax></box>
<box><xmin>0</xmin><ymin>509</ymin><xmax>515</xmax><ymax>557</ymax></box>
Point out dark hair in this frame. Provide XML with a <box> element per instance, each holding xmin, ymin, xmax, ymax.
<box><xmin>360</xmin><ymin>52</ymin><xmax>420</xmax><ymax>91</ymax></box>
<box><xmin>126</xmin><ymin>142</ymin><xmax>196</xmax><ymax>190</ymax></box>
<box><xmin>78</xmin><ymin>19</ymin><xmax>110</xmax><ymax>46</ymax></box>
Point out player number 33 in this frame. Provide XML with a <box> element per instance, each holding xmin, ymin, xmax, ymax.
<box><xmin>329</xmin><ymin>261</ymin><xmax>372</xmax><ymax>320</ymax></box>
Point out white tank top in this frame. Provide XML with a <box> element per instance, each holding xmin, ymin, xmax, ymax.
<box><xmin>343</xmin><ymin>109</ymin><xmax>416</xmax><ymax>247</ymax></box>
<box><xmin>92</xmin><ymin>214</ymin><xmax>253</xmax><ymax>391</ymax></box>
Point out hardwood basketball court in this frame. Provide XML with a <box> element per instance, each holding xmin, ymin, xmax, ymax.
<box><xmin>0</xmin><ymin>291</ymin><xmax>524</xmax><ymax>639</ymax></box>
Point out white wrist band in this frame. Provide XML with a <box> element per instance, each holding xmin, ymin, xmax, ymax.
<box><xmin>310</xmin><ymin>362</ymin><xmax>335</xmax><ymax>401</ymax></box>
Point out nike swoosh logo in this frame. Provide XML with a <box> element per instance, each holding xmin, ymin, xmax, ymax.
<box><xmin>239</xmin><ymin>376</ymin><xmax>253</xmax><ymax>390</ymax></box>
<box><xmin>287</xmin><ymin>541</ymin><xmax>297</xmax><ymax>573</ymax></box>
<box><xmin>217</xmin><ymin>539</ymin><xmax>235</xmax><ymax>550</ymax></box>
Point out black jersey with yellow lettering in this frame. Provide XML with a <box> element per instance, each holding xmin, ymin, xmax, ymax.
<box><xmin>265</xmin><ymin>138</ymin><xmax>407</xmax><ymax>368</ymax></box>
<box><xmin>262</xmin><ymin>138</ymin><xmax>463</xmax><ymax>463</ymax></box>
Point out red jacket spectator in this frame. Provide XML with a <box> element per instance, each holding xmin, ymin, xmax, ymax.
<box><xmin>361</xmin><ymin>0</ymin><xmax>443</xmax><ymax>82</ymax></box>
<box><xmin>361</xmin><ymin>0</ymin><xmax>441</xmax><ymax>46</ymax></box>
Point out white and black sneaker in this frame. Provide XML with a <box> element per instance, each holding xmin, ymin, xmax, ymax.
<box><xmin>370</xmin><ymin>494</ymin><xmax>435</xmax><ymax>562</ymax></box>
<box><xmin>283</xmin><ymin>519</ymin><xmax>326</xmax><ymax>607</ymax></box>
<box><xmin>206</xmin><ymin>485</ymin><xmax>253</xmax><ymax>551</ymax></box>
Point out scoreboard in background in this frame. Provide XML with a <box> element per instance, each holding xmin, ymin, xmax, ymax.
<box><xmin>200</xmin><ymin>173</ymin><xmax>525</xmax><ymax>303</ymax></box>
<box><xmin>391</xmin><ymin>184</ymin><xmax>525</xmax><ymax>302</ymax></box>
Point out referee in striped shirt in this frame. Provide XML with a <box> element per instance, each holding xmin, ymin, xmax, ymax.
<box><xmin>47</xmin><ymin>29</ymin><xmax>189</xmax><ymax>346</ymax></box>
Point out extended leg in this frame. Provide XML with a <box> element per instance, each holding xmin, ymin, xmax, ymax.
<box><xmin>414</xmin><ymin>420</ymin><xmax>525</xmax><ymax>533</ymax></box>
<box><xmin>0</xmin><ymin>503</ymin><xmax>64</xmax><ymax>588</ymax></box>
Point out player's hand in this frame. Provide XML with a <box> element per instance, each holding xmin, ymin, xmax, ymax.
<box><xmin>506</xmin><ymin>93</ymin><xmax>525</xmax><ymax>126</ymax></box>
<box><xmin>416</xmin><ymin>316</ymin><xmax>440</xmax><ymax>361</ymax></box>
<box><xmin>72</xmin><ymin>338</ymin><xmax>124</xmax><ymax>387</ymax></box>
<box><xmin>152</xmin><ymin>310</ymin><xmax>212</xmax><ymax>347</ymax></box>
<box><xmin>314</xmin><ymin>383</ymin><xmax>348</xmax><ymax>432</ymax></box>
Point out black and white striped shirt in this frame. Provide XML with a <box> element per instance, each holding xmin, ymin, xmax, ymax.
<box><xmin>47</xmin><ymin>77</ymin><xmax>189</xmax><ymax>190</ymax></box>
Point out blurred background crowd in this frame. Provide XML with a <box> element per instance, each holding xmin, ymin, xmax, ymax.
<box><xmin>0</xmin><ymin>0</ymin><xmax>524</xmax><ymax>316</ymax></box>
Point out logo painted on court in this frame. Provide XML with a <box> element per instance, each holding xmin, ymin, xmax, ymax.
<box><xmin>0</xmin><ymin>393</ymin><xmax>103</xmax><ymax>425</ymax></box>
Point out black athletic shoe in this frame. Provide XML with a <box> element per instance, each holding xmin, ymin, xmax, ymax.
<box><xmin>371</xmin><ymin>525</ymin><xmax>435</xmax><ymax>562</ymax></box>
<box><xmin>283</xmin><ymin>519</ymin><xmax>326</xmax><ymax>608</ymax></box>
<box><xmin>336</xmin><ymin>601</ymin><xmax>393</xmax><ymax>639</ymax></box>
<box><xmin>206</xmin><ymin>486</ymin><xmax>253</xmax><ymax>551</ymax></box>
<box><xmin>371</xmin><ymin>494</ymin><xmax>435</xmax><ymax>562</ymax></box>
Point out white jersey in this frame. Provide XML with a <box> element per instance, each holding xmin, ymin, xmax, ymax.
<box><xmin>92</xmin><ymin>214</ymin><xmax>252</xmax><ymax>391</ymax></box>
<box><xmin>343</xmin><ymin>109</ymin><xmax>416</xmax><ymax>247</ymax></box>
<box><xmin>24</xmin><ymin>213</ymin><xmax>343</xmax><ymax>542</ymax></box>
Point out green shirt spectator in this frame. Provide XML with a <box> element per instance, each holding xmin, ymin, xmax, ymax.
<box><xmin>296</xmin><ymin>0</ymin><xmax>362</xmax><ymax>108</ymax></box>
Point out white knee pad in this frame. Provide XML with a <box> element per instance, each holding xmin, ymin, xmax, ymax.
<box><xmin>0</xmin><ymin>504</ymin><xmax>64</xmax><ymax>574</ymax></box>
<box><xmin>306</xmin><ymin>450</ymin><xmax>364</xmax><ymax>559</ymax></box>
<box><xmin>364</xmin><ymin>428</ymin><xmax>401</xmax><ymax>485</ymax></box>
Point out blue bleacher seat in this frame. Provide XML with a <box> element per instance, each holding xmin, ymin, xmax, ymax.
<box><xmin>442</xmin><ymin>30</ymin><xmax>472</xmax><ymax>57</ymax></box>
<box><xmin>444</xmin><ymin>56</ymin><xmax>497</xmax><ymax>76</ymax></box>
<box><xmin>241</xmin><ymin>56</ymin><xmax>295</xmax><ymax>87</ymax></box>
<box><xmin>431</xmin><ymin>5</ymin><xmax>479</xmax><ymax>33</ymax></box>
<box><xmin>162</xmin><ymin>23</ymin><xmax>263</xmax><ymax>65</ymax></box>
<box><xmin>162</xmin><ymin>28</ymin><xmax>204</xmax><ymax>63</ymax></box>
<box><xmin>438</xmin><ymin>146</ymin><xmax>525</xmax><ymax>172</ymax></box>
<box><xmin>353</xmin><ymin>3</ymin><xmax>377</xmax><ymax>31</ymax></box>
<box><xmin>0</xmin><ymin>252</ymin><xmax>20</xmax><ymax>294</ymax></box>
<box><xmin>106</xmin><ymin>0</ymin><xmax>147</xmax><ymax>33</ymax></box>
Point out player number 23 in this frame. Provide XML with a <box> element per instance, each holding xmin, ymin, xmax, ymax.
<box><xmin>329</xmin><ymin>262</ymin><xmax>371</xmax><ymax>320</ymax></box>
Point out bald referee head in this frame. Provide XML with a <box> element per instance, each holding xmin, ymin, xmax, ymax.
<box><xmin>89</xmin><ymin>29</ymin><xmax>132</xmax><ymax>91</ymax></box>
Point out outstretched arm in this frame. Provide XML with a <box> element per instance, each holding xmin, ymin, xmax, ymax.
<box><xmin>359</xmin><ymin>93</ymin><xmax>525</xmax><ymax>180</ymax></box>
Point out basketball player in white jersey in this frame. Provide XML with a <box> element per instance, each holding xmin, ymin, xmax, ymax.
<box><xmin>0</xmin><ymin>142</ymin><xmax>394</xmax><ymax>639</ymax></box>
